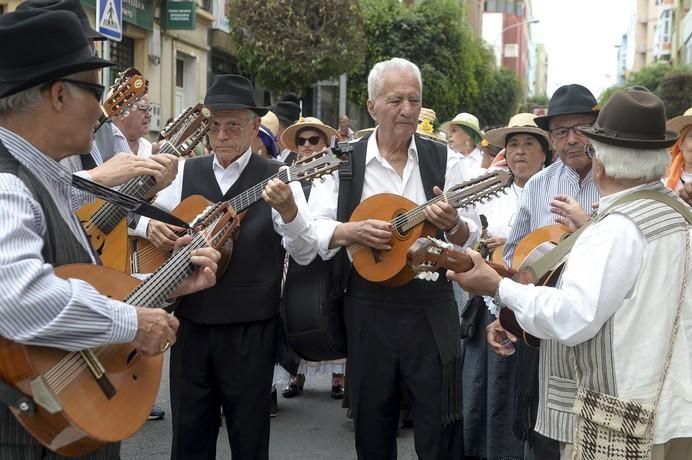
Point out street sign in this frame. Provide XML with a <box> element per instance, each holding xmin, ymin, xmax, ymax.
<box><xmin>96</xmin><ymin>0</ymin><xmax>122</xmax><ymax>42</ymax></box>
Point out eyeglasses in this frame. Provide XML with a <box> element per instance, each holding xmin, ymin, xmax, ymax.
<box><xmin>549</xmin><ymin>123</ymin><xmax>593</xmax><ymax>140</ymax></box>
<box><xmin>208</xmin><ymin>118</ymin><xmax>254</xmax><ymax>134</ymax></box>
<box><xmin>296</xmin><ymin>135</ymin><xmax>323</xmax><ymax>146</ymax></box>
<box><xmin>136</xmin><ymin>104</ymin><xmax>153</xmax><ymax>114</ymax></box>
<box><xmin>57</xmin><ymin>79</ymin><xmax>105</xmax><ymax>101</ymax></box>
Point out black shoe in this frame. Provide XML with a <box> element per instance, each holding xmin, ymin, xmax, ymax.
<box><xmin>331</xmin><ymin>384</ymin><xmax>344</xmax><ymax>400</ymax></box>
<box><xmin>281</xmin><ymin>382</ymin><xmax>303</xmax><ymax>398</ymax></box>
<box><xmin>270</xmin><ymin>388</ymin><xmax>278</xmax><ymax>417</ymax></box>
<box><xmin>148</xmin><ymin>405</ymin><xmax>165</xmax><ymax>421</ymax></box>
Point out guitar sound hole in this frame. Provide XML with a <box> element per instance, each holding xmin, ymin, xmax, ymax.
<box><xmin>393</xmin><ymin>209</ymin><xmax>411</xmax><ymax>241</ymax></box>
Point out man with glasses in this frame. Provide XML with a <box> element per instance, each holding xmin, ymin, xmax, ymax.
<box><xmin>132</xmin><ymin>74</ymin><xmax>316</xmax><ymax>459</ymax></box>
<box><xmin>486</xmin><ymin>84</ymin><xmax>601</xmax><ymax>460</ymax></box>
<box><xmin>0</xmin><ymin>9</ymin><xmax>221</xmax><ymax>459</ymax></box>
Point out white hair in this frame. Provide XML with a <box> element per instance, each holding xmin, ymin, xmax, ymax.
<box><xmin>367</xmin><ymin>57</ymin><xmax>422</xmax><ymax>100</ymax></box>
<box><xmin>592</xmin><ymin>139</ymin><xmax>670</xmax><ymax>181</ymax></box>
<box><xmin>0</xmin><ymin>85</ymin><xmax>45</xmax><ymax>117</ymax></box>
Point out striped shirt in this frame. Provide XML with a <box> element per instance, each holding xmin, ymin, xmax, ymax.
<box><xmin>0</xmin><ymin>127</ymin><xmax>137</xmax><ymax>351</ymax></box>
<box><xmin>503</xmin><ymin>159</ymin><xmax>600</xmax><ymax>266</ymax></box>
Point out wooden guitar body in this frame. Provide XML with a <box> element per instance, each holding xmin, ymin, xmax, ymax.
<box><xmin>349</xmin><ymin>193</ymin><xmax>437</xmax><ymax>287</ymax></box>
<box><xmin>0</xmin><ymin>264</ymin><xmax>162</xmax><ymax>456</ymax></box>
<box><xmin>129</xmin><ymin>195</ymin><xmax>213</xmax><ymax>274</ymax></box>
<box><xmin>77</xmin><ymin>200</ymin><xmax>130</xmax><ymax>273</ymax></box>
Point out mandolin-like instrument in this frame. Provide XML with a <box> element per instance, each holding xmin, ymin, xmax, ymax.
<box><xmin>78</xmin><ymin>103</ymin><xmax>211</xmax><ymax>273</ymax></box>
<box><xmin>129</xmin><ymin>147</ymin><xmax>346</xmax><ymax>274</ymax></box>
<box><xmin>349</xmin><ymin>170</ymin><xmax>513</xmax><ymax>287</ymax></box>
<box><xmin>0</xmin><ymin>202</ymin><xmax>238</xmax><ymax>456</ymax></box>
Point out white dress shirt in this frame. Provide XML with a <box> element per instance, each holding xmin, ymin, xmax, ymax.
<box><xmin>132</xmin><ymin>148</ymin><xmax>317</xmax><ymax>265</ymax></box>
<box><xmin>308</xmin><ymin>128</ymin><xmax>481</xmax><ymax>260</ymax></box>
<box><xmin>498</xmin><ymin>185</ymin><xmax>647</xmax><ymax>346</ymax></box>
<box><xmin>456</xmin><ymin>147</ymin><xmax>484</xmax><ymax>181</ymax></box>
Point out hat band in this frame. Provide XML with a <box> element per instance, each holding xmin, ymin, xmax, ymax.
<box><xmin>592</xmin><ymin>123</ymin><xmax>667</xmax><ymax>142</ymax></box>
<box><xmin>0</xmin><ymin>45</ymin><xmax>100</xmax><ymax>81</ymax></box>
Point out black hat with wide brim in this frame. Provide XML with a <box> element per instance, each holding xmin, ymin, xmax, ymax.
<box><xmin>272</xmin><ymin>101</ymin><xmax>302</xmax><ymax>125</ymax></box>
<box><xmin>17</xmin><ymin>0</ymin><xmax>106</xmax><ymax>41</ymax></box>
<box><xmin>578</xmin><ymin>89</ymin><xmax>678</xmax><ymax>149</ymax></box>
<box><xmin>204</xmin><ymin>74</ymin><xmax>268</xmax><ymax>116</ymax></box>
<box><xmin>0</xmin><ymin>9</ymin><xmax>113</xmax><ymax>99</ymax></box>
<box><xmin>534</xmin><ymin>84</ymin><xmax>600</xmax><ymax>130</ymax></box>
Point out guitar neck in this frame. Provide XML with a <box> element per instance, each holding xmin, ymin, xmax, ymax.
<box><xmin>124</xmin><ymin>232</ymin><xmax>207</xmax><ymax>306</ymax></box>
<box><xmin>226</xmin><ymin>167</ymin><xmax>291</xmax><ymax>213</ymax></box>
<box><xmin>443</xmin><ymin>248</ymin><xmax>516</xmax><ymax>278</ymax></box>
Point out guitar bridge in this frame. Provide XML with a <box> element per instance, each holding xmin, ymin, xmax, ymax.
<box><xmin>29</xmin><ymin>377</ymin><xmax>62</xmax><ymax>414</ymax></box>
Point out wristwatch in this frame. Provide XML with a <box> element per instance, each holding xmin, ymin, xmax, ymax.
<box><xmin>493</xmin><ymin>281</ymin><xmax>507</xmax><ymax>310</ymax></box>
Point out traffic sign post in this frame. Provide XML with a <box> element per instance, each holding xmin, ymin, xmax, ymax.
<box><xmin>96</xmin><ymin>0</ymin><xmax>122</xmax><ymax>42</ymax></box>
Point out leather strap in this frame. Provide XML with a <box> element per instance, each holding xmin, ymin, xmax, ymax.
<box><xmin>0</xmin><ymin>379</ymin><xmax>34</xmax><ymax>414</ymax></box>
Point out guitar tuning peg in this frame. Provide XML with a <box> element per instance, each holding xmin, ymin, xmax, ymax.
<box><xmin>431</xmin><ymin>272</ymin><xmax>440</xmax><ymax>281</ymax></box>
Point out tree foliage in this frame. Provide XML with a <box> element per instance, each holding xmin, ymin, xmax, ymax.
<box><xmin>658</xmin><ymin>72</ymin><xmax>692</xmax><ymax>117</ymax></box>
<box><xmin>228</xmin><ymin>0</ymin><xmax>366</xmax><ymax>94</ymax></box>
<box><xmin>599</xmin><ymin>62</ymin><xmax>692</xmax><ymax>105</ymax></box>
<box><xmin>348</xmin><ymin>0</ymin><xmax>522</xmax><ymax>128</ymax></box>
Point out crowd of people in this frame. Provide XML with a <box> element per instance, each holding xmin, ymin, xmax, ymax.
<box><xmin>0</xmin><ymin>2</ymin><xmax>691</xmax><ymax>460</ymax></box>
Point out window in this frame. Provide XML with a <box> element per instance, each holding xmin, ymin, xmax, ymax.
<box><xmin>109</xmin><ymin>37</ymin><xmax>135</xmax><ymax>87</ymax></box>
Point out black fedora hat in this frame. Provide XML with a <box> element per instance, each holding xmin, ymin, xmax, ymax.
<box><xmin>17</xmin><ymin>0</ymin><xmax>105</xmax><ymax>41</ymax></box>
<box><xmin>578</xmin><ymin>90</ymin><xmax>678</xmax><ymax>149</ymax></box>
<box><xmin>204</xmin><ymin>74</ymin><xmax>268</xmax><ymax>116</ymax></box>
<box><xmin>0</xmin><ymin>9</ymin><xmax>112</xmax><ymax>99</ymax></box>
<box><xmin>534</xmin><ymin>84</ymin><xmax>600</xmax><ymax>130</ymax></box>
<box><xmin>273</xmin><ymin>101</ymin><xmax>301</xmax><ymax>125</ymax></box>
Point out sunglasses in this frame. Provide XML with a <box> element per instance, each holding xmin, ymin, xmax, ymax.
<box><xmin>57</xmin><ymin>79</ymin><xmax>106</xmax><ymax>101</ymax></box>
<box><xmin>296</xmin><ymin>135</ymin><xmax>323</xmax><ymax>146</ymax></box>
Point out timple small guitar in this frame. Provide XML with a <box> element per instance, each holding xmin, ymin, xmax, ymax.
<box><xmin>349</xmin><ymin>170</ymin><xmax>513</xmax><ymax>287</ymax></box>
<box><xmin>78</xmin><ymin>104</ymin><xmax>211</xmax><ymax>273</ymax></box>
<box><xmin>0</xmin><ymin>202</ymin><xmax>238</xmax><ymax>456</ymax></box>
<box><xmin>95</xmin><ymin>67</ymin><xmax>148</xmax><ymax>131</ymax></box>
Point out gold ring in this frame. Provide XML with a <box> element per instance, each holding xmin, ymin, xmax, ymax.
<box><xmin>161</xmin><ymin>341</ymin><xmax>171</xmax><ymax>352</ymax></box>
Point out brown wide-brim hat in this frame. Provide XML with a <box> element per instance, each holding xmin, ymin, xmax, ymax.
<box><xmin>534</xmin><ymin>84</ymin><xmax>600</xmax><ymax>130</ymax></box>
<box><xmin>0</xmin><ymin>9</ymin><xmax>113</xmax><ymax>99</ymax></box>
<box><xmin>667</xmin><ymin>107</ymin><xmax>692</xmax><ymax>134</ymax></box>
<box><xmin>485</xmin><ymin>113</ymin><xmax>550</xmax><ymax>148</ymax></box>
<box><xmin>579</xmin><ymin>89</ymin><xmax>678</xmax><ymax>149</ymax></box>
<box><xmin>204</xmin><ymin>74</ymin><xmax>268</xmax><ymax>116</ymax></box>
<box><xmin>281</xmin><ymin>117</ymin><xmax>338</xmax><ymax>152</ymax></box>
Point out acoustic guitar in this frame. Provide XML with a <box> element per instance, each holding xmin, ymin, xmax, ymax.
<box><xmin>349</xmin><ymin>170</ymin><xmax>513</xmax><ymax>286</ymax></box>
<box><xmin>128</xmin><ymin>147</ymin><xmax>346</xmax><ymax>274</ymax></box>
<box><xmin>95</xmin><ymin>67</ymin><xmax>148</xmax><ymax>132</ymax></box>
<box><xmin>0</xmin><ymin>202</ymin><xmax>238</xmax><ymax>456</ymax></box>
<box><xmin>77</xmin><ymin>103</ymin><xmax>211</xmax><ymax>273</ymax></box>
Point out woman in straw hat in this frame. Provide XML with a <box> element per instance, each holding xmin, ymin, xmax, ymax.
<box><xmin>664</xmin><ymin>107</ymin><xmax>692</xmax><ymax>194</ymax></box>
<box><xmin>460</xmin><ymin>113</ymin><xmax>550</xmax><ymax>460</ymax></box>
<box><xmin>273</xmin><ymin>117</ymin><xmax>347</xmax><ymax>401</ymax></box>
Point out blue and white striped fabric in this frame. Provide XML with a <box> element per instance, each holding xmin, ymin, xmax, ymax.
<box><xmin>0</xmin><ymin>128</ymin><xmax>137</xmax><ymax>351</ymax></box>
<box><xmin>503</xmin><ymin>160</ymin><xmax>600</xmax><ymax>267</ymax></box>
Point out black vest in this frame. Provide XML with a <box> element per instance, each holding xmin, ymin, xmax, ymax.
<box><xmin>345</xmin><ymin>134</ymin><xmax>454</xmax><ymax>304</ymax></box>
<box><xmin>176</xmin><ymin>154</ymin><xmax>285</xmax><ymax>324</ymax></box>
<box><xmin>0</xmin><ymin>142</ymin><xmax>93</xmax><ymax>266</ymax></box>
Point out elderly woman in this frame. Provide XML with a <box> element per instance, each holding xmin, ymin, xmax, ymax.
<box><xmin>442</xmin><ymin>112</ymin><xmax>485</xmax><ymax>180</ymax></box>
<box><xmin>461</xmin><ymin>113</ymin><xmax>551</xmax><ymax>460</ymax></box>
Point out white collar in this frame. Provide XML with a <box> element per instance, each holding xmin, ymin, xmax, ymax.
<box><xmin>365</xmin><ymin>126</ymin><xmax>418</xmax><ymax>165</ymax></box>
<box><xmin>212</xmin><ymin>147</ymin><xmax>253</xmax><ymax>172</ymax></box>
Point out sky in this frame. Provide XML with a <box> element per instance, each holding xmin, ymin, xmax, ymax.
<box><xmin>531</xmin><ymin>0</ymin><xmax>636</xmax><ymax>99</ymax></box>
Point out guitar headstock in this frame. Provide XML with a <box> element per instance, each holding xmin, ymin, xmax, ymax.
<box><xmin>407</xmin><ymin>237</ymin><xmax>475</xmax><ymax>281</ymax></box>
<box><xmin>102</xmin><ymin>67</ymin><xmax>148</xmax><ymax>119</ymax></box>
<box><xmin>287</xmin><ymin>145</ymin><xmax>347</xmax><ymax>182</ymax></box>
<box><xmin>160</xmin><ymin>104</ymin><xmax>212</xmax><ymax>157</ymax></box>
<box><xmin>445</xmin><ymin>170</ymin><xmax>513</xmax><ymax>209</ymax></box>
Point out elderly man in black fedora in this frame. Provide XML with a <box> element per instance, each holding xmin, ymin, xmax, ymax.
<box><xmin>0</xmin><ymin>9</ymin><xmax>220</xmax><ymax>460</ymax></box>
<box><xmin>133</xmin><ymin>74</ymin><xmax>316</xmax><ymax>459</ymax></box>
<box><xmin>481</xmin><ymin>84</ymin><xmax>602</xmax><ymax>460</ymax></box>
<box><xmin>273</xmin><ymin>99</ymin><xmax>302</xmax><ymax>162</ymax></box>
<box><xmin>449</xmin><ymin>89</ymin><xmax>692</xmax><ymax>460</ymax></box>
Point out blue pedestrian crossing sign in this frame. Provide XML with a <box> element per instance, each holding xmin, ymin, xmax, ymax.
<box><xmin>96</xmin><ymin>0</ymin><xmax>122</xmax><ymax>42</ymax></box>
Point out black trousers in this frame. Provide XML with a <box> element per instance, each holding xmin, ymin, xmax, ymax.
<box><xmin>0</xmin><ymin>404</ymin><xmax>119</xmax><ymax>460</ymax></box>
<box><xmin>169</xmin><ymin>317</ymin><xmax>277</xmax><ymax>460</ymax></box>
<box><xmin>345</xmin><ymin>295</ymin><xmax>463</xmax><ymax>460</ymax></box>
